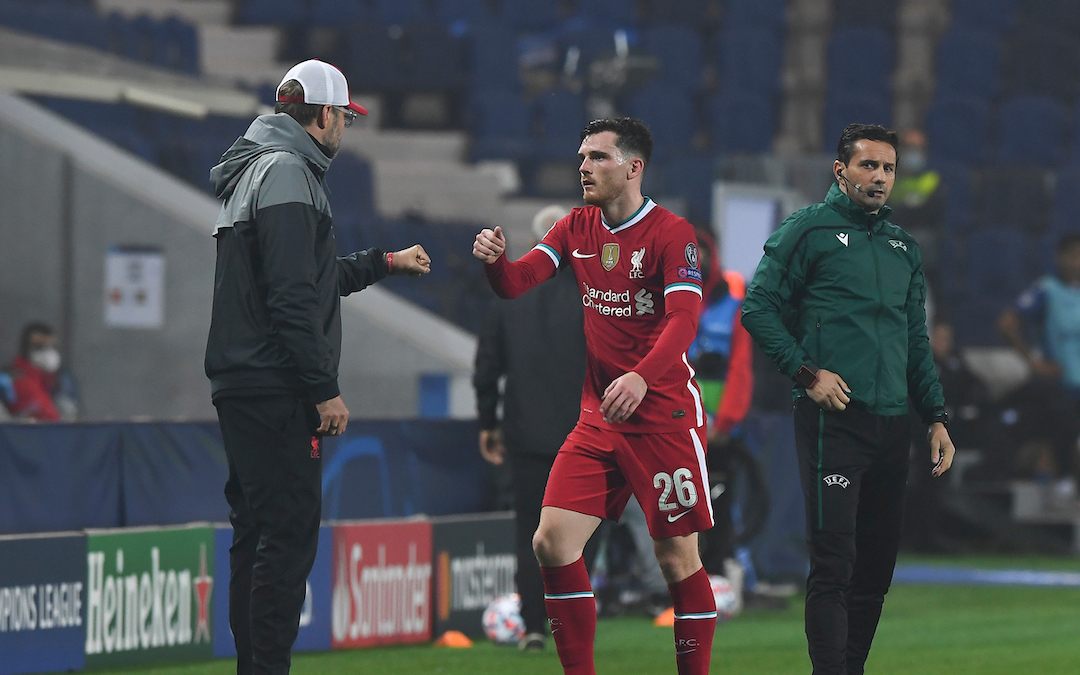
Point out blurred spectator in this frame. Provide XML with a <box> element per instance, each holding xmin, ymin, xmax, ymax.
<box><xmin>0</xmin><ymin>371</ymin><xmax>15</xmax><ymax>421</ymax></box>
<box><xmin>8</xmin><ymin>322</ymin><xmax>79</xmax><ymax>421</ymax></box>
<box><xmin>472</xmin><ymin>203</ymin><xmax>586</xmax><ymax>651</ymax></box>
<box><xmin>997</xmin><ymin>232</ymin><xmax>1080</xmax><ymax>493</ymax></box>
<box><xmin>890</xmin><ymin>128</ymin><xmax>945</xmax><ymax>276</ymax></box>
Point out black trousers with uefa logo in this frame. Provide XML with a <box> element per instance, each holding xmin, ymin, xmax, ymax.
<box><xmin>215</xmin><ymin>393</ymin><xmax>323</xmax><ymax>675</ymax></box>
<box><xmin>793</xmin><ymin>397</ymin><xmax>910</xmax><ymax>675</ymax></box>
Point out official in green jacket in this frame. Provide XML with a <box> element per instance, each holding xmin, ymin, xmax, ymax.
<box><xmin>742</xmin><ymin>123</ymin><xmax>955</xmax><ymax>675</ymax></box>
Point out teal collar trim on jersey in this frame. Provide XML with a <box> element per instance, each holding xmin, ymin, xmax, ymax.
<box><xmin>602</xmin><ymin>197</ymin><xmax>656</xmax><ymax>233</ymax></box>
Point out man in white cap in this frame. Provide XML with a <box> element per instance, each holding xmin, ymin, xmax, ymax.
<box><xmin>205</xmin><ymin>59</ymin><xmax>431</xmax><ymax>674</ymax></box>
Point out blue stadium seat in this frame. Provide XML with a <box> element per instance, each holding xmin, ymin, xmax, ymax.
<box><xmin>646</xmin><ymin>0</ymin><xmax>711</xmax><ymax>27</ymax></box>
<box><xmin>724</xmin><ymin>0</ymin><xmax>787</xmax><ymax>31</ymax></box>
<box><xmin>236</xmin><ymin>0</ymin><xmax>308</xmax><ymax>25</ymax></box>
<box><xmin>465</xmin><ymin>23</ymin><xmax>520</xmax><ymax>90</ymax></box>
<box><xmin>934</xmin><ymin>28</ymin><xmax>1001</xmax><ymax>101</ymax></box>
<box><xmin>1052</xmin><ymin>164</ymin><xmax>1080</xmax><ymax>231</ymax></box>
<box><xmin>501</xmin><ymin>0</ymin><xmax>559</xmax><ymax>32</ymax></box>
<box><xmin>1025</xmin><ymin>0</ymin><xmax>1080</xmax><ymax>34</ymax></box>
<box><xmin>559</xmin><ymin>26</ymin><xmax>620</xmax><ymax>77</ymax></box>
<box><xmin>375</xmin><ymin>0</ymin><xmax>428</xmax><ymax>25</ymax></box>
<box><xmin>996</xmin><ymin>95</ymin><xmax>1068</xmax><ymax>166</ymax></box>
<box><xmin>935</xmin><ymin>161</ymin><xmax>975</xmax><ymax>236</ymax></box>
<box><xmin>625</xmin><ymin>83</ymin><xmax>695</xmax><ymax>160</ymax></box>
<box><xmin>964</xmin><ymin>228</ymin><xmax>1031</xmax><ymax>303</ymax></box>
<box><xmin>832</xmin><ymin>0</ymin><xmax>896</xmax><ymax>30</ymax></box>
<box><xmin>578</xmin><ymin>0</ymin><xmax>640</xmax><ymax>27</ymax></box>
<box><xmin>536</xmin><ymin>89</ymin><xmax>587</xmax><ymax>160</ymax></box>
<box><xmin>468</xmin><ymin>90</ymin><xmax>535</xmax><ymax>160</ymax></box>
<box><xmin>716</xmin><ymin>26</ymin><xmax>784</xmax><ymax>96</ymax></box>
<box><xmin>642</xmin><ymin>23</ymin><xmax>703</xmax><ymax>91</ymax></box>
<box><xmin>925</xmin><ymin>95</ymin><xmax>991</xmax><ymax>165</ymax></box>
<box><xmin>823</xmin><ymin>92</ymin><xmax>891</xmax><ymax>148</ymax></box>
<box><xmin>973</xmin><ymin>165</ymin><xmax>1053</xmax><ymax>233</ymax></box>
<box><xmin>436</xmin><ymin>0</ymin><xmax>491</xmax><ymax>24</ymax></box>
<box><xmin>404</xmin><ymin>20</ymin><xmax>465</xmax><ymax>91</ymax></box>
<box><xmin>708</xmin><ymin>90</ymin><xmax>776</xmax><ymax>153</ymax></box>
<box><xmin>656</xmin><ymin>154</ymin><xmax>715</xmax><ymax>223</ymax></box>
<box><xmin>150</xmin><ymin>17</ymin><xmax>200</xmax><ymax>74</ymax></box>
<box><xmin>826</xmin><ymin>26</ymin><xmax>894</xmax><ymax>98</ymax></box>
<box><xmin>1003</xmin><ymin>24</ymin><xmax>1080</xmax><ymax>102</ymax></box>
<box><xmin>340</xmin><ymin>20</ymin><xmax>405</xmax><ymax>91</ymax></box>
<box><xmin>310</xmin><ymin>0</ymin><xmax>372</xmax><ymax>25</ymax></box>
<box><xmin>324</xmin><ymin>151</ymin><xmax>376</xmax><ymax>221</ymax></box>
<box><xmin>948</xmin><ymin>0</ymin><xmax>1018</xmax><ymax>33</ymax></box>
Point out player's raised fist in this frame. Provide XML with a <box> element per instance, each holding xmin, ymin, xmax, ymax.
<box><xmin>473</xmin><ymin>226</ymin><xmax>506</xmax><ymax>264</ymax></box>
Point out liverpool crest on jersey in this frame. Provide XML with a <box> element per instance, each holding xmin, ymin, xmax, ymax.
<box><xmin>601</xmin><ymin>243</ymin><xmax>620</xmax><ymax>271</ymax></box>
<box><xmin>630</xmin><ymin>247</ymin><xmax>646</xmax><ymax>278</ymax></box>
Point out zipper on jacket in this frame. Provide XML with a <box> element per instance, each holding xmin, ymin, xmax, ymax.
<box><xmin>869</xmin><ymin>228</ymin><xmax>884</xmax><ymax>410</ymax></box>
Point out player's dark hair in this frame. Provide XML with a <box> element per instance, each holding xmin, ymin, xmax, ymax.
<box><xmin>836</xmin><ymin>123</ymin><xmax>899</xmax><ymax>165</ymax></box>
<box><xmin>19</xmin><ymin>322</ymin><xmax>54</xmax><ymax>358</ymax></box>
<box><xmin>275</xmin><ymin>79</ymin><xmax>322</xmax><ymax>127</ymax></box>
<box><xmin>1056</xmin><ymin>231</ymin><xmax>1080</xmax><ymax>255</ymax></box>
<box><xmin>581</xmin><ymin>117</ymin><xmax>653</xmax><ymax>165</ymax></box>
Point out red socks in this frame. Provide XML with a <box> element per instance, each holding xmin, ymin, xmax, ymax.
<box><xmin>669</xmin><ymin>567</ymin><xmax>717</xmax><ymax>675</ymax></box>
<box><xmin>541</xmin><ymin>558</ymin><xmax>596</xmax><ymax>675</ymax></box>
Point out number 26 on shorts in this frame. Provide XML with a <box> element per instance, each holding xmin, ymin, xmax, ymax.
<box><xmin>653</xmin><ymin>468</ymin><xmax>699</xmax><ymax>512</ymax></box>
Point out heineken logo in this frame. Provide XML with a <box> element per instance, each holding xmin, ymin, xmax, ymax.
<box><xmin>85</xmin><ymin>543</ymin><xmax>213</xmax><ymax>655</ymax></box>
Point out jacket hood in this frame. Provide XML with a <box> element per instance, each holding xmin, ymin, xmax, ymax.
<box><xmin>825</xmin><ymin>183</ymin><xmax>893</xmax><ymax>230</ymax></box>
<box><xmin>209</xmin><ymin>113</ymin><xmax>333</xmax><ymax>200</ymax></box>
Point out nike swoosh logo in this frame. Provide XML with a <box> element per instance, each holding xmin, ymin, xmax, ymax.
<box><xmin>667</xmin><ymin>510</ymin><xmax>691</xmax><ymax>523</ymax></box>
<box><xmin>572</xmin><ymin>249</ymin><xmax>597</xmax><ymax>258</ymax></box>
<box><xmin>676</xmin><ymin>649</ymin><xmax>696</xmax><ymax>655</ymax></box>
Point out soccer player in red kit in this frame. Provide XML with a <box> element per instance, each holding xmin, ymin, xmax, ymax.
<box><xmin>473</xmin><ymin>118</ymin><xmax>716</xmax><ymax>675</ymax></box>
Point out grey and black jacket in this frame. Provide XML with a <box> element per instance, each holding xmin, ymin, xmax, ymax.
<box><xmin>205</xmin><ymin>113</ymin><xmax>388</xmax><ymax>403</ymax></box>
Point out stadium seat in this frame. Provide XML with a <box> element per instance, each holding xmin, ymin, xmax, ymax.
<box><xmin>646</xmin><ymin>0</ymin><xmax>711</xmax><ymax>28</ymax></box>
<box><xmin>724</xmin><ymin>0</ymin><xmax>787</xmax><ymax>31</ymax></box>
<box><xmin>996</xmin><ymin>95</ymin><xmax>1068</xmax><ymax>166</ymax></box>
<box><xmin>340</xmin><ymin>20</ymin><xmax>406</xmax><ymax>92</ymax></box>
<box><xmin>465</xmin><ymin>23</ymin><xmax>520</xmax><ymax>90</ymax></box>
<box><xmin>973</xmin><ymin>164</ymin><xmax>1053</xmax><ymax>234</ymax></box>
<box><xmin>468</xmin><ymin>89</ymin><xmax>535</xmax><ymax>160</ymax></box>
<box><xmin>310</xmin><ymin>0</ymin><xmax>372</xmax><ymax>25</ymax></box>
<box><xmin>435</xmin><ymin>0</ymin><xmax>491</xmax><ymax>24</ymax></box>
<box><xmin>641</xmin><ymin>23</ymin><xmax>704</xmax><ymax>92</ymax></box>
<box><xmin>625</xmin><ymin>83</ymin><xmax>696</xmax><ymax>160</ymax></box>
<box><xmin>1052</xmin><ymin>164</ymin><xmax>1080</xmax><ymax>231</ymax></box>
<box><xmin>826</xmin><ymin>26</ymin><xmax>894</xmax><ymax>98</ymax></box>
<box><xmin>1002</xmin><ymin>23</ymin><xmax>1080</xmax><ymax>103</ymax></box>
<box><xmin>501</xmin><ymin>0</ymin><xmax>559</xmax><ymax>32</ymax></box>
<box><xmin>832</xmin><ymin>0</ymin><xmax>897</xmax><ymax>30</ymax></box>
<box><xmin>404</xmin><ymin>20</ymin><xmax>465</xmax><ymax>91</ymax></box>
<box><xmin>375</xmin><ymin>0</ymin><xmax>429</xmax><ymax>25</ymax></box>
<box><xmin>656</xmin><ymin>154</ymin><xmax>716</xmax><ymax>224</ymax></box>
<box><xmin>934</xmin><ymin>28</ymin><xmax>1001</xmax><ymax>101</ymax></box>
<box><xmin>948</xmin><ymin>0</ymin><xmax>1018</xmax><ymax>33</ymax></box>
<box><xmin>708</xmin><ymin>90</ymin><xmax>776</xmax><ymax>153</ymax></box>
<box><xmin>578</xmin><ymin>0</ymin><xmax>640</xmax><ymax>27</ymax></box>
<box><xmin>965</xmin><ymin>227</ymin><xmax>1031</xmax><ymax>302</ymax></box>
<box><xmin>324</xmin><ymin>151</ymin><xmax>376</xmax><ymax>222</ymax></box>
<box><xmin>716</xmin><ymin>26</ymin><xmax>784</xmax><ymax>96</ymax></box>
<box><xmin>536</xmin><ymin>89</ymin><xmax>587</xmax><ymax>160</ymax></box>
<box><xmin>1024</xmin><ymin>0</ymin><xmax>1080</xmax><ymax>34</ymax></box>
<box><xmin>823</xmin><ymin>92</ymin><xmax>891</xmax><ymax>149</ymax></box>
<box><xmin>925</xmin><ymin>95</ymin><xmax>991</xmax><ymax>165</ymax></box>
<box><xmin>935</xmin><ymin>161</ymin><xmax>975</xmax><ymax>237</ymax></box>
<box><xmin>235</xmin><ymin>0</ymin><xmax>308</xmax><ymax>25</ymax></box>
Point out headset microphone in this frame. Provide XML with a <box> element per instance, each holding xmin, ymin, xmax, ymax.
<box><xmin>837</xmin><ymin>169</ymin><xmax>879</xmax><ymax>196</ymax></box>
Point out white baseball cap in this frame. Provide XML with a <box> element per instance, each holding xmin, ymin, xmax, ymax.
<box><xmin>276</xmin><ymin>59</ymin><xmax>368</xmax><ymax>115</ymax></box>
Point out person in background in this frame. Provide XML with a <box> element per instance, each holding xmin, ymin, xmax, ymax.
<box><xmin>997</xmin><ymin>232</ymin><xmax>1080</xmax><ymax>503</ymax></box>
<box><xmin>473</xmin><ymin>204</ymin><xmax>587</xmax><ymax>651</ymax></box>
<box><xmin>888</xmin><ymin>128</ymin><xmax>945</xmax><ymax>281</ymax></box>
<box><xmin>8</xmin><ymin>322</ymin><xmax>78</xmax><ymax>421</ymax></box>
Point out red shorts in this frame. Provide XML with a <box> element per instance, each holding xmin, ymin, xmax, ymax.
<box><xmin>543</xmin><ymin>422</ymin><xmax>714</xmax><ymax>538</ymax></box>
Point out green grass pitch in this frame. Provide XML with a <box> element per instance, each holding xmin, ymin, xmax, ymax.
<box><xmin>88</xmin><ymin>557</ymin><xmax>1080</xmax><ymax>675</ymax></box>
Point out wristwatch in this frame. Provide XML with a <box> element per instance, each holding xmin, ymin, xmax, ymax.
<box><xmin>794</xmin><ymin>365</ymin><xmax>818</xmax><ymax>389</ymax></box>
<box><xmin>930</xmin><ymin>411</ymin><xmax>949</xmax><ymax>428</ymax></box>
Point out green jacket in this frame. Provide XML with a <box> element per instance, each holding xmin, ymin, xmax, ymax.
<box><xmin>741</xmin><ymin>184</ymin><xmax>945</xmax><ymax>421</ymax></box>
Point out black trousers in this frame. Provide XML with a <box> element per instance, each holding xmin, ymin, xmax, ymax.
<box><xmin>215</xmin><ymin>394</ymin><xmax>322</xmax><ymax>675</ymax></box>
<box><xmin>509</xmin><ymin>452</ymin><xmax>556</xmax><ymax>635</ymax></box>
<box><xmin>793</xmin><ymin>397</ymin><xmax>909</xmax><ymax>675</ymax></box>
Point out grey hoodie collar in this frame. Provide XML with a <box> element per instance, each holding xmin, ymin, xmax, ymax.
<box><xmin>210</xmin><ymin>113</ymin><xmax>333</xmax><ymax>200</ymax></box>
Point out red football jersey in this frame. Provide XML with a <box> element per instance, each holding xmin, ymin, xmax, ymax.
<box><xmin>485</xmin><ymin>198</ymin><xmax>704</xmax><ymax>433</ymax></box>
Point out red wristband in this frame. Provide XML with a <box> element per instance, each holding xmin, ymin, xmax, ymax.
<box><xmin>386</xmin><ymin>251</ymin><xmax>394</xmax><ymax>273</ymax></box>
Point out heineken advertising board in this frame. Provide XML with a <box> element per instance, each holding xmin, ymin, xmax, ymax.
<box><xmin>331</xmin><ymin>520</ymin><xmax>432</xmax><ymax>649</ymax></box>
<box><xmin>431</xmin><ymin>512</ymin><xmax>516</xmax><ymax>638</ymax></box>
<box><xmin>85</xmin><ymin>525</ymin><xmax>214</xmax><ymax>668</ymax></box>
<box><xmin>213</xmin><ymin>525</ymin><xmax>333</xmax><ymax>657</ymax></box>
<box><xmin>0</xmin><ymin>532</ymin><xmax>86</xmax><ymax>675</ymax></box>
